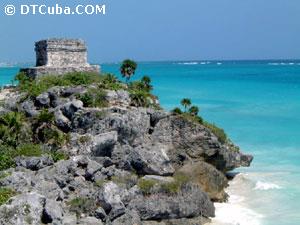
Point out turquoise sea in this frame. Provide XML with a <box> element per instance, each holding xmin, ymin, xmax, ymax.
<box><xmin>1</xmin><ymin>61</ymin><xmax>300</xmax><ymax>225</ymax></box>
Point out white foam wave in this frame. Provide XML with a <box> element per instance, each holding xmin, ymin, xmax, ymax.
<box><xmin>212</xmin><ymin>201</ymin><xmax>263</xmax><ymax>225</ymax></box>
<box><xmin>210</xmin><ymin>173</ymin><xmax>263</xmax><ymax>225</ymax></box>
<box><xmin>177</xmin><ymin>62</ymin><xmax>198</xmax><ymax>65</ymax></box>
<box><xmin>217</xmin><ymin>62</ymin><xmax>222</xmax><ymax>65</ymax></box>
<box><xmin>268</xmin><ymin>62</ymin><xmax>297</xmax><ymax>66</ymax></box>
<box><xmin>254</xmin><ymin>181</ymin><xmax>282</xmax><ymax>190</ymax></box>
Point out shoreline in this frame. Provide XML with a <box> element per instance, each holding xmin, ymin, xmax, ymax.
<box><xmin>210</xmin><ymin>173</ymin><xmax>263</xmax><ymax>225</ymax></box>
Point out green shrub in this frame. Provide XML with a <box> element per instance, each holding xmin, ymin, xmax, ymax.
<box><xmin>172</xmin><ymin>107</ymin><xmax>182</xmax><ymax>115</ymax></box>
<box><xmin>68</xmin><ymin>197</ymin><xmax>97</xmax><ymax>217</ymax></box>
<box><xmin>36</xmin><ymin>109</ymin><xmax>55</xmax><ymax>124</ymax></box>
<box><xmin>16</xmin><ymin>143</ymin><xmax>43</xmax><ymax>157</ymax></box>
<box><xmin>15</xmin><ymin>72</ymin><xmax>101</xmax><ymax>97</ymax></box>
<box><xmin>160</xmin><ymin>173</ymin><xmax>190</xmax><ymax>194</ymax></box>
<box><xmin>137</xmin><ymin>179</ymin><xmax>157</xmax><ymax>195</ymax></box>
<box><xmin>39</xmin><ymin>126</ymin><xmax>68</xmax><ymax>147</ymax></box>
<box><xmin>0</xmin><ymin>171</ymin><xmax>11</xmax><ymax>180</ymax></box>
<box><xmin>99</xmin><ymin>73</ymin><xmax>123</xmax><ymax>90</ymax></box>
<box><xmin>111</xmin><ymin>174</ymin><xmax>138</xmax><ymax>188</ymax></box>
<box><xmin>0</xmin><ymin>112</ymin><xmax>27</xmax><ymax>147</ymax></box>
<box><xmin>50</xmin><ymin>151</ymin><xmax>69</xmax><ymax>162</ymax></box>
<box><xmin>95</xmin><ymin>179</ymin><xmax>107</xmax><ymax>187</ymax></box>
<box><xmin>130</xmin><ymin>91</ymin><xmax>150</xmax><ymax>107</ymax></box>
<box><xmin>0</xmin><ymin>146</ymin><xmax>15</xmax><ymax>171</ymax></box>
<box><xmin>77</xmin><ymin>88</ymin><xmax>108</xmax><ymax>108</ymax></box>
<box><xmin>0</xmin><ymin>188</ymin><xmax>16</xmax><ymax>205</ymax></box>
<box><xmin>203</xmin><ymin>121</ymin><xmax>227</xmax><ymax>144</ymax></box>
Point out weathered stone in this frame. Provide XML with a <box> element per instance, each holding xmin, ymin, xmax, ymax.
<box><xmin>129</xmin><ymin>144</ymin><xmax>175</xmax><ymax>176</ymax></box>
<box><xmin>105</xmin><ymin>90</ymin><xmax>130</xmax><ymax>106</ymax></box>
<box><xmin>94</xmin><ymin>207</ymin><xmax>107</xmax><ymax>221</ymax></box>
<box><xmin>78</xmin><ymin>217</ymin><xmax>103</xmax><ymax>225</ymax></box>
<box><xmin>97</xmin><ymin>182</ymin><xmax>126</xmax><ymax>220</ymax></box>
<box><xmin>0</xmin><ymin>192</ymin><xmax>45</xmax><ymax>225</ymax></box>
<box><xmin>21</xmin><ymin>39</ymin><xmax>100</xmax><ymax>78</ymax></box>
<box><xmin>15</xmin><ymin>155</ymin><xmax>54</xmax><ymax>171</ymax></box>
<box><xmin>92</xmin><ymin>131</ymin><xmax>118</xmax><ymax>157</ymax></box>
<box><xmin>61</xmin><ymin>100</ymin><xmax>83</xmax><ymax>119</ymax></box>
<box><xmin>129</xmin><ymin>184</ymin><xmax>215</xmax><ymax>220</ymax></box>
<box><xmin>62</xmin><ymin>214</ymin><xmax>77</xmax><ymax>225</ymax></box>
<box><xmin>151</xmin><ymin>115</ymin><xmax>253</xmax><ymax>172</ymax></box>
<box><xmin>43</xmin><ymin>199</ymin><xmax>64</xmax><ymax>223</ymax></box>
<box><xmin>179</xmin><ymin>161</ymin><xmax>228</xmax><ymax>202</ymax></box>
<box><xmin>85</xmin><ymin>160</ymin><xmax>103</xmax><ymax>179</ymax></box>
<box><xmin>36</xmin><ymin>92</ymin><xmax>50</xmax><ymax>107</ymax></box>
<box><xmin>112</xmin><ymin>209</ymin><xmax>141</xmax><ymax>225</ymax></box>
<box><xmin>54</xmin><ymin>109</ymin><xmax>71</xmax><ymax>131</ymax></box>
<box><xmin>20</xmin><ymin>100</ymin><xmax>39</xmax><ymax>117</ymax></box>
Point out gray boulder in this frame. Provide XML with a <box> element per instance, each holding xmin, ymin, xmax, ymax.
<box><xmin>61</xmin><ymin>100</ymin><xmax>83</xmax><ymax>119</ymax></box>
<box><xmin>43</xmin><ymin>198</ymin><xmax>64</xmax><ymax>224</ymax></box>
<box><xmin>36</xmin><ymin>92</ymin><xmax>50</xmax><ymax>107</ymax></box>
<box><xmin>15</xmin><ymin>155</ymin><xmax>54</xmax><ymax>171</ymax></box>
<box><xmin>112</xmin><ymin>209</ymin><xmax>141</xmax><ymax>225</ymax></box>
<box><xmin>105</xmin><ymin>90</ymin><xmax>130</xmax><ymax>106</ymax></box>
<box><xmin>78</xmin><ymin>217</ymin><xmax>103</xmax><ymax>225</ymax></box>
<box><xmin>20</xmin><ymin>100</ymin><xmax>39</xmax><ymax>117</ymax></box>
<box><xmin>129</xmin><ymin>144</ymin><xmax>174</xmax><ymax>176</ymax></box>
<box><xmin>179</xmin><ymin>161</ymin><xmax>228</xmax><ymax>202</ymax></box>
<box><xmin>97</xmin><ymin>182</ymin><xmax>126</xmax><ymax>220</ymax></box>
<box><xmin>0</xmin><ymin>192</ymin><xmax>45</xmax><ymax>225</ymax></box>
<box><xmin>54</xmin><ymin>109</ymin><xmax>71</xmax><ymax>131</ymax></box>
<box><xmin>129</xmin><ymin>184</ymin><xmax>215</xmax><ymax>220</ymax></box>
<box><xmin>92</xmin><ymin>131</ymin><xmax>118</xmax><ymax>157</ymax></box>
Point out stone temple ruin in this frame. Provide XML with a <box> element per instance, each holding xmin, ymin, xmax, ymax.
<box><xmin>21</xmin><ymin>38</ymin><xmax>100</xmax><ymax>78</ymax></box>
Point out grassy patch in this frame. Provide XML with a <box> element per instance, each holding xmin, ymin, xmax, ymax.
<box><xmin>111</xmin><ymin>174</ymin><xmax>138</xmax><ymax>188</ymax></box>
<box><xmin>0</xmin><ymin>188</ymin><xmax>16</xmax><ymax>206</ymax></box>
<box><xmin>203</xmin><ymin>121</ymin><xmax>227</xmax><ymax>144</ymax></box>
<box><xmin>98</xmin><ymin>73</ymin><xmax>123</xmax><ymax>90</ymax></box>
<box><xmin>16</xmin><ymin>72</ymin><xmax>102</xmax><ymax>97</ymax></box>
<box><xmin>50</xmin><ymin>151</ymin><xmax>69</xmax><ymax>162</ymax></box>
<box><xmin>77</xmin><ymin>88</ymin><xmax>108</xmax><ymax>108</ymax></box>
<box><xmin>15</xmin><ymin>143</ymin><xmax>43</xmax><ymax>157</ymax></box>
<box><xmin>0</xmin><ymin>112</ymin><xmax>28</xmax><ymax>147</ymax></box>
<box><xmin>0</xmin><ymin>171</ymin><xmax>11</xmax><ymax>180</ymax></box>
<box><xmin>68</xmin><ymin>197</ymin><xmax>96</xmax><ymax>216</ymax></box>
<box><xmin>95</xmin><ymin>179</ymin><xmax>107</xmax><ymax>188</ymax></box>
<box><xmin>137</xmin><ymin>179</ymin><xmax>157</xmax><ymax>195</ymax></box>
<box><xmin>160</xmin><ymin>173</ymin><xmax>190</xmax><ymax>194</ymax></box>
<box><xmin>0</xmin><ymin>146</ymin><xmax>16</xmax><ymax>171</ymax></box>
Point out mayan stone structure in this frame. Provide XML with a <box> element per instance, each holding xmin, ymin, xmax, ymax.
<box><xmin>21</xmin><ymin>38</ymin><xmax>100</xmax><ymax>78</ymax></box>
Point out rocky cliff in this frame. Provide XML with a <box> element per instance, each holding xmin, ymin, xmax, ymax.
<box><xmin>0</xmin><ymin>73</ymin><xmax>252</xmax><ymax>225</ymax></box>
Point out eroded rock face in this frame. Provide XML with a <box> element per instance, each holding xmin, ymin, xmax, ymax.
<box><xmin>0</xmin><ymin>83</ymin><xmax>253</xmax><ymax>224</ymax></box>
<box><xmin>179</xmin><ymin>161</ymin><xmax>228</xmax><ymax>202</ymax></box>
<box><xmin>0</xmin><ymin>192</ymin><xmax>45</xmax><ymax>225</ymax></box>
<box><xmin>151</xmin><ymin>115</ymin><xmax>253</xmax><ymax>172</ymax></box>
<box><xmin>129</xmin><ymin>184</ymin><xmax>215</xmax><ymax>220</ymax></box>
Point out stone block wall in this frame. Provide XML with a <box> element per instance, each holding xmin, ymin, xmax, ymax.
<box><xmin>21</xmin><ymin>38</ymin><xmax>100</xmax><ymax>78</ymax></box>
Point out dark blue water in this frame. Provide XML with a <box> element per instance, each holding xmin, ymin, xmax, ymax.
<box><xmin>1</xmin><ymin>60</ymin><xmax>300</xmax><ymax>224</ymax></box>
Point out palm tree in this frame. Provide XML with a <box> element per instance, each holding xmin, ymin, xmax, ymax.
<box><xmin>120</xmin><ymin>59</ymin><xmax>137</xmax><ymax>83</ymax></box>
<box><xmin>181</xmin><ymin>98</ymin><xmax>191</xmax><ymax>112</ymax></box>
<box><xmin>189</xmin><ymin>106</ymin><xmax>199</xmax><ymax>116</ymax></box>
<box><xmin>141</xmin><ymin>75</ymin><xmax>153</xmax><ymax>92</ymax></box>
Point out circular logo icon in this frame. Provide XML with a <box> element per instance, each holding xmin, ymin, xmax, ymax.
<box><xmin>5</xmin><ymin>5</ymin><xmax>16</xmax><ymax>16</ymax></box>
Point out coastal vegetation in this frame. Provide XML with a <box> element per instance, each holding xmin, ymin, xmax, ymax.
<box><xmin>120</xmin><ymin>59</ymin><xmax>137</xmax><ymax>83</ymax></box>
<box><xmin>0</xmin><ymin>59</ymin><xmax>251</xmax><ymax>224</ymax></box>
<box><xmin>0</xmin><ymin>188</ymin><xmax>16</xmax><ymax>206</ymax></box>
<box><xmin>173</xmin><ymin>98</ymin><xmax>228</xmax><ymax>144</ymax></box>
